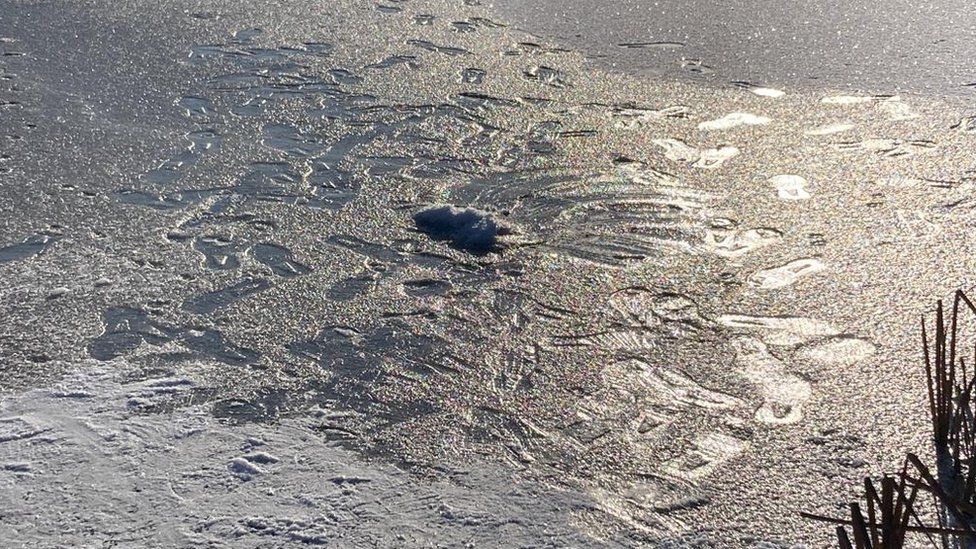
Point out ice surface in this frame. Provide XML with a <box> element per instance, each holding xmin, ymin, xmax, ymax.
<box><xmin>0</xmin><ymin>0</ymin><xmax>962</xmax><ymax>545</ymax></box>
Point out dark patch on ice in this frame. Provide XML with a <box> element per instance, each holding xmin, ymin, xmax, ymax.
<box><xmin>182</xmin><ymin>277</ymin><xmax>272</xmax><ymax>315</ymax></box>
<box><xmin>406</xmin><ymin>39</ymin><xmax>471</xmax><ymax>57</ymax></box>
<box><xmin>87</xmin><ymin>307</ymin><xmax>180</xmax><ymax>361</ymax></box>
<box><xmin>364</xmin><ymin>54</ymin><xmax>421</xmax><ymax>71</ymax></box>
<box><xmin>88</xmin><ymin>307</ymin><xmax>259</xmax><ymax>365</ymax></box>
<box><xmin>0</xmin><ymin>234</ymin><xmax>57</xmax><ymax>264</ymax></box>
<box><xmin>402</xmin><ymin>279</ymin><xmax>453</xmax><ymax>297</ymax></box>
<box><xmin>251</xmin><ymin>243</ymin><xmax>311</xmax><ymax>278</ymax></box>
<box><xmin>328</xmin><ymin>274</ymin><xmax>378</xmax><ymax>302</ymax></box>
<box><xmin>413</xmin><ymin>205</ymin><xmax>513</xmax><ymax>254</ymax></box>
<box><xmin>182</xmin><ymin>328</ymin><xmax>260</xmax><ymax>366</ymax></box>
<box><xmin>115</xmin><ymin>188</ymin><xmax>222</xmax><ymax>211</ymax></box>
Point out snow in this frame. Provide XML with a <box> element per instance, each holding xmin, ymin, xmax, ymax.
<box><xmin>413</xmin><ymin>205</ymin><xmax>513</xmax><ymax>254</ymax></box>
<box><xmin>0</xmin><ymin>359</ymin><xmax>606</xmax><ymax>548</ymax></box>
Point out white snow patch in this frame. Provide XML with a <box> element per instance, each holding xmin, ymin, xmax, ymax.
<box><xmin>652</xmin><ymin>138</ymin><xmax>739</xmax><ymax>169</ymax></box>
<box><xmin>717</xmin><ymin>314</ymin><xmax>840</xmax><ymax>346</ymax></box>
<box><xmin>796</xmin><ymin>337</ymin><xmax>877</xmax><ymax>365</ymax></box>
<box><xmin>750</xmin><ymin>259</ymin><xmax>825</xmax><ymax>289</ymax></box>
<box><xmin>0</xmin><ymin>361</ymin><xmax>605</xmax><ymax>547</ymax></box>
<box><xmin>413</xmin><ymin>205</ymin><xmax>514</xmax><ymax>254</ymax></box>
<box><xmin>749</xmin><ymin>87</ymin><xmax>785</xmax><ymax>98</ymax></box>
<box><xmin>697</xmin><ymin>112</ymin><xmax>771</xmax><ymax>131</ymax></box>
<box><xmin>229</xmin><ymin>457</ymin><xmax>265</xmax><ymax>480</ymax></box>
<box><xmin>768</xmin><ymin>175</ymin><xmax>811</xmax><ymax>200</ymax></box>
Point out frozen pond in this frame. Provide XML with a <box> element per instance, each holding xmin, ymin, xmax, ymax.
<box><xmin>2</xmin><ymin>0</ymin><xmax>976</xmax><ymax>546</ymax></box>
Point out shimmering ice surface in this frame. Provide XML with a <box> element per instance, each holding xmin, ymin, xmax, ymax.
<box><xmin>1</xmin><ymin>1</ymin><xmax>973</xmax><ymax>546</ymax></box>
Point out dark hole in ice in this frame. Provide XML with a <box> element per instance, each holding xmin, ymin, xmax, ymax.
<box><xmin>412</xmin><ymin>205</ymin><xmax>512</xmax><ymax>255</ymax></box>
